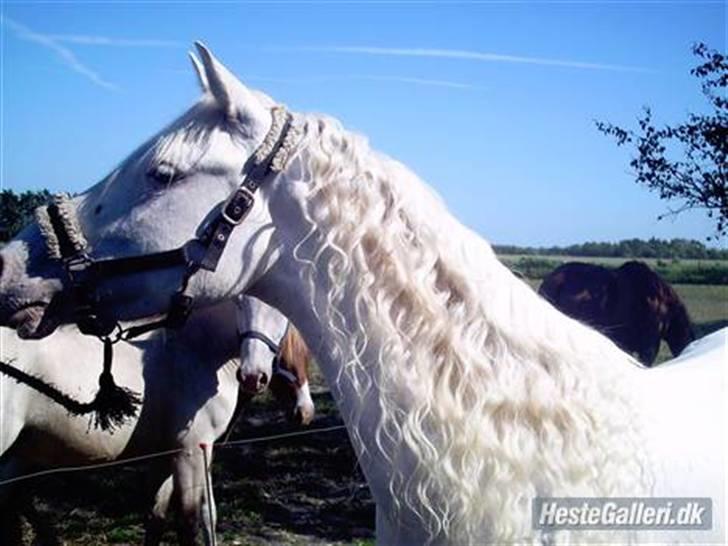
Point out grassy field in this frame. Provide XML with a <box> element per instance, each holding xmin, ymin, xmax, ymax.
<box><xmin>11</xmin><ymin>256</ymin><xmax>727</xmax><ymax>544</ymax></box>
<box><xmin>499</xmin><ymin>254</ymin><xmax>728</xmax><ymax>285</ymax></box>
<box><xmin>500</xmin><ymin>254</ymin><xmax>728</xmax><ymax>268</ymax></box>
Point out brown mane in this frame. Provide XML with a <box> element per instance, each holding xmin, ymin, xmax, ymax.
<box><xmin>279</xmin><ymin>325</ymin><xmax>312</xmax><ymax>382</ymax></box>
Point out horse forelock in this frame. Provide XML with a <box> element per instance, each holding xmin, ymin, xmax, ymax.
<box><xmin>145</xmin><ymin>101</ymin><xmax>226</xmax><ymax>174</ymax></box>
<box><xmin>110</xmin><ymin>99</ymin><xmax>250</xmax><ymax>193</ymax></box>
<box><xmin>292</xmin><ymin>112</ymin><xmax>652</xmax><ymax>543</ymax></box>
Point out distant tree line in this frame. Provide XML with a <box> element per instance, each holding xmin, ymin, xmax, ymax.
<box><xmin>494</xmin><ymin>238</ymin><xmax>728</xmax><ymax>261</ymax></box>
<box><xmin>0</xmin><ymin>189</ymin><xmax>52</xmax><ymax>242</ymax></box>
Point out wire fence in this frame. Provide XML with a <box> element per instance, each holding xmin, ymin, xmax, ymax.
<box><xmin>0</xmin><ymin>423</ymin><xmax>348</xmax><ymax>488</ymax></box>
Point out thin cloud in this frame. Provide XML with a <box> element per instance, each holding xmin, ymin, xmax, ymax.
<box><xmin>2</xmin><ymin>17</ymin><xmax>117</xmax><ymax>90</ymax></box>
<box><xmin>47</xmin><ymin>34</ymin><xmax>183</xmax><ymax>48</ymax></box>
<box><xmin>353</xmin><ymin>74</ymin><xmax>479</xmax><ymax>89</ymax></box>
<box><xmin>292</xmin><ymin>45</ymin><xmax>649</xmax><ymax>73</ymax></box>
<box><xmin>247</xmin><ymin>73</ymin><xmax>480</xmax><ymax>90</ymax></box>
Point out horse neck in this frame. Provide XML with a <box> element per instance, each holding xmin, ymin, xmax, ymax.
<box><xmin>254</xmin><ymin>147</ymin><xmax>648</xmax><ymax>526</ymax></box>
<box><xmin>260</xmin><ymin>117</ymin><xmax>646</xmax><ymax>411</ymax></box>
<box><xmin>253</xmin><ymin>254</ymin><xmax>397</xmax><ymax>500</ymax></box>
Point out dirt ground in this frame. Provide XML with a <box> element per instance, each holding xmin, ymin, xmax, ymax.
<box><xmin>14</xmin><ymin>389</ymin><xmax>375</xmax><ymax>545</ymax></box>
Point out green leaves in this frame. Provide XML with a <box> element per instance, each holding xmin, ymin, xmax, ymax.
<box><xmin>596</xmin><ymin>43</ymin><xmax>727</xmax><ymax>240</ymax></box>
<box><xmin>0</xmin><ymin>189</ymin><xmax>52</xmax><ymax>241</ymax></box>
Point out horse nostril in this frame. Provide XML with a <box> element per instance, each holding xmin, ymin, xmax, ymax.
<box><xmin>258</xmin><ymin>372</ymin><xmax>269</xmax><ymax>389</ymax></box>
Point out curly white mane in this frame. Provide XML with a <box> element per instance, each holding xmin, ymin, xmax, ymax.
<box><xmin>291</xmin><ymin>113</ymin><xmax>653</xmax><ymax>544</ymax></box>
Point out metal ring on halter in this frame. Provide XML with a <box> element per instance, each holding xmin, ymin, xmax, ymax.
<box><xmin>104</xmin><ymin>322</ymin><xmax>125</xmax><ymax>345</ymax></box>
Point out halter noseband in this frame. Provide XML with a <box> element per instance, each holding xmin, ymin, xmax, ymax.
<box><xmin>36</xmin><ymin>106</ymin><xmax>299</xmax><ymax>342</ymax></box>
<box><xmin>238</xmin><ymin>329</ymin><xmax>298</xmax><ymax>385</ymax></box>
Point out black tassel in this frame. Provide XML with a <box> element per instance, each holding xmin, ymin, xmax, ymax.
<box><xmin>0</xmin><ymin>341</ymin><xmax>141</xmax><ymax>433</ymax></box>
<box><xmin>88</xmin><ymin>339</ymin><xmax>142</xmax><ymax>431</ymax></box>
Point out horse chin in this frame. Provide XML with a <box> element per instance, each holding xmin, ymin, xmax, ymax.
<box><xmin>9</xmin><ymin>303</ymin><xmax>61</xmax><ymax>339</ymax></box>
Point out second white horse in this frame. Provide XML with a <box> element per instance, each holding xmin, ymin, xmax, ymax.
<box><xmin>0</xmin><ymin>295</ymin><xmax>307</xmax><ymax>545</ymax></box>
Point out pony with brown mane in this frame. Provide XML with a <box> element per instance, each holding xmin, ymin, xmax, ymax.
<box><xmin>539</xmin><ymin>260</ymin><xmax>695</xmax><ymax>365</ymax></box>
<box><xmin>237</xmin><ymin>325</ymin><xmax>315</xmax><ymax>426</ymax></box>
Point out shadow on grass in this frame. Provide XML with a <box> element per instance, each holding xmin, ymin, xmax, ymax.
<box><xmin>17</xmin><ymin>391</ymin><xmax>373</xmax><ymax>545</ymax></box>
<box><xmin>213</xmin><ymin>391</ymin><xmax>374</xmax><ymax>544</ymax></box>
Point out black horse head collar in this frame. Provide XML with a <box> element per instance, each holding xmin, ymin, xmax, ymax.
<box><xmin>35</xmin><ymin>106</ymin><xmax>300</xmax><ymax>341</ymax></box>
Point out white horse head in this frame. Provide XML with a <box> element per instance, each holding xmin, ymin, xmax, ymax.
<box><xmin>0</xmin><ymin>43</ymin><xmax>285</xmax><ymax>338</ymax></box>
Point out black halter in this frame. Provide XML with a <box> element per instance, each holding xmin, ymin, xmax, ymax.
<box><xmin>238</xmin><ymin>329</ymin><xmax>297</xmax><ymax>385</ymax></box>
<box><xmin>31</xmin><ymin>107</ymin><xmax>297</xmax><ymax>431</ymax></box>
<box><xmin>239</xmin><ymin>329</ymin><xmax>281</xmax><ymax>355</ymax></box>
<box><xmin>41</xmin><ymin>107</ymin><xmax>295</xmax><ymax>343</ymax></box>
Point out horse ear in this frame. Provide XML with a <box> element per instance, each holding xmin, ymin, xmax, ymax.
<box><xmin>193</xmin><ymin>41</ymin><xmax>268</xmax><ymax>131</ymax></box>
<box><xmin>188</xmin><ymin>51</ymin><xmax>209</xmax><ymax>93</ymax></box>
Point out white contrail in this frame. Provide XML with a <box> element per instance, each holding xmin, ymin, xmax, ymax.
<box><xmin>292</xmin><ymin>45</ymin><xmax>648</xmax><ymax>73</ymax></box>
<box><xmin>352</xmin><ymin>74</ymin><xmax>479</xmax><ymax>89</ymax></box>
<box><xmin>2</xmin><ymin>17</ymin><xmax>117</xmax><ymax>90</ymax></box>
<box><xmin>247</xmin><ymin>73</ymin><xmax>479</xmax><ymax>90</ymax></box>
<box><xmin>46</xmin><ymin>34</ymin><xmax>183</xmax><ymax>48</ymax></box>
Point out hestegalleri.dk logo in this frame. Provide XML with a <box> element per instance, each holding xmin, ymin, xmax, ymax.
<box><xmin>532</xmin><ymin>497</ymin><xmax>712</xmax><ymax>531</ymax></box>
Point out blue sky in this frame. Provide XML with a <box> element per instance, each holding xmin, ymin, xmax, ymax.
<box><xmin>1</xmin><ymin>1</ymin><xmax>725</xmax><ymax>246</ymax></box>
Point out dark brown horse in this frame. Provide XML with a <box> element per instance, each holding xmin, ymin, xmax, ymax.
<box><xmin>539</xmin><ymin>261</ymin><xmax>695</xmax><ymax>365</ymax></box>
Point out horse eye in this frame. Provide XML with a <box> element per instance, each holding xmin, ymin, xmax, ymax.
<box><xmin>147</xmin><ymin>163</ymin><xmax>181</xmax><ymax>185</ymax></box>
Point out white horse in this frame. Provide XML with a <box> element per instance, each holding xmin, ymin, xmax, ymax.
<box><xmin>0</xmin><ymin>295</ymin><xmax>297</xmax><ymax>545</ymax></box>
<box><xmin>0</xmin><ymin>44</ymin><xmax>723</xmax><ymax>545</ymax></box>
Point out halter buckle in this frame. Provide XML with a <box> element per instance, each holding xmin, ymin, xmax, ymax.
<box><xmin>65</xmin><ymin>253</ymin><xmax>91</xmax><ymax>273</ymax></box>
<box><xmin>221</xmin><ymin>187</ymin><xmax>255</xmax><ymax>225</ymax></box>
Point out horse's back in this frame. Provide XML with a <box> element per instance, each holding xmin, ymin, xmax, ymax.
<box><xmin>658</xmin><ymin>327</ymin><xmax>725</xmax><ymax>368</ymax></box>
<box><xmin>632</xmin><ymin>329</ymin><xmax>726</xmax><ymax>543</ymax></box>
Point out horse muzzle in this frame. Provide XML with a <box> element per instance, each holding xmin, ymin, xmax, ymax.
<box><xmin>236</xmin><ymin>367</ymin><xmax>269</xmax><ymax>394</ymax></box>
<box><xmin>6</xmin><ymin>298</ymin><xmax>63</xmax><ymax>339</ymax></box>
